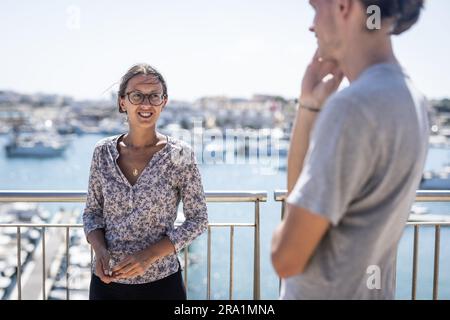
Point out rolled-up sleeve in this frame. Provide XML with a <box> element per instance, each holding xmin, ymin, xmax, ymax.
<box><xmin>83</xmin><ymin>144</ymin><xmax>105</xmax><ymax>239</ymax></box>
<box><xmin>167</xmin><ymin>149</ymin><xmax>208</xmax><ymax>253</ymax></box>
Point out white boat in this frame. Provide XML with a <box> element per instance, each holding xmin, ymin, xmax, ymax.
<box><xmin>411</xmin><ymin>204</ymin><xmax>428</xmax><ymax>215</ymax></box>
<box><xmin>2</xmin><ymin>267</ymin><xmax>15</xmax><ymax>278</ymax></box>
<box><xmin>429</xmin><ymin>134</ymin><xmax>450</xmax><ymax>148</ymax></box>
<box><xmin>5</xmin><ymin>133</ymin><xmax>68</xmax><ymax>158</ymax></box>
<box><xmin>1</xmin><ymin>203</ymin><xmax>50</xmax><ymax>222</ymax></box>
<box><xmin>420</xmin><ymin>177</ymin><xmax>450</xmax><ymax>190</ymax></box>
<box><xmin>0</xmin><ymin>276</ymin><xmax>11</xmax><ymax>290</ymax></box>
<box><xmin>99</xmin><ymin>118</ymin><xmax>127</xmax><ymax>135</ymax></box>
<box><xmin>203</xmin><ymin>142</ymin><xmax>224</xmax><ymax>156</ymax></box>
<box><xmin>276</xmin><ymin>140</ymin><xmax>289</xmax><ymax>157</ymax></box>
<box><xmin>420</xmin><ymin>169</ymin><xmax>450</xmax><ymax>190</ymax></box>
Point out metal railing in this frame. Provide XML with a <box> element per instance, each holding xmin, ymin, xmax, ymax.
<box><xmin>0</xmin><ymin>190</ymin><xmax>267</xmax><ymax>300</ymax></box>
<box><xmin>2</xmin><ymin>190</ymin><xmax>449</xmax><ymax>300</ymax></box>
<box><xmin>274</xmin><ymin>189</ymin><xmax>450</xmax><ymax>300</ymax></box>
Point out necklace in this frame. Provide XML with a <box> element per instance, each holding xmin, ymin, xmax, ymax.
<box><xmin>122</xmin><ymin>135</ymin><xmax>159</xmax><ymax>177</ymax></box>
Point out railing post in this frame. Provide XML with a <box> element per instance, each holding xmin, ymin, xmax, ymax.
<box><xmin>229</xmin><ymin>226</ymin><xmax>234</xmax><ymax>300</ymax></box>
<box><xmin>183</xmin><ymin>247</ymin><xmax>188</xmax><ymax>297</ymax></box>
<box><xmin>253</xmin><ymin>199</ymin><xmax>260</xmax><ymax>300</ymax></box>
<box><xmin>42</xmin><ymin>227</ymin><xmax>46</xmax><ymax>300</ymax></box>
<box><xmin>281</xmin><ymin>200</ymin><xmax>286</xmax><ymax>220</ymax></box>
<box><xmin>279</xmin><ymin>200</ymin><xmax>286</xmax><ymax>294</ymax></box>
<box><xmin>411</xmin><ymin>225</ymin><xmax>419</xmax><ymax>300</ymax></box>
<box><xmin>207</xmin><ymin>226</ymin><xmax>211</xmax><ymax>300</ymax></box>
<box><xmin>66</xmin><ymin>227</ymin><xmax>70</xmax><ymax>300</ymax></box>
<box><xmin>16</xmin><ymin>227</ymin><xmax>22</xmax><ymax>300</ymax></box>
<box><xmin>433</xmin><ymin>225</ymin><xmax>441</xmax><ymax>300</ymax></box>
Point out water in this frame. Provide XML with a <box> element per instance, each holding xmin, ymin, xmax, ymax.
<box><xmin>1</xmin><ymin>134</ymin><xmax>449</xmax><ymax>299</ymax></box>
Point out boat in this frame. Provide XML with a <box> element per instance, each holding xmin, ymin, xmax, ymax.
<box><xmin>99</xmin><ymin>118</ymin><xmax>127</xmax><ymax>135</ymax></box>
<box><xmin>419</xmin><ymin>169</ymin><xmax>450</xmax><ymax>190</ymax></box>
<box><xmin>411</xmin><ymin>204</ymin><xmax>428</xmax><ymax>215</ymax></box>
<box><xmin>0</xmin><ymin>203</ymin><xmax>51</xmax><ymax>222</ymax></box>
<box><xmin>203</xmin><ymin>142</ymin><xmax>225</xmax><ymax>158</ymax></box>
<box><xmin>5</xmin><ymin>132</ymin><xmax>69</xmax><ymax>158</ymax></box>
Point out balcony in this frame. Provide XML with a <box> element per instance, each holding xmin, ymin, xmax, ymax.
<box><xmin>0</xmin><ymin>190</ymin><xmax>449</xmax><ymax>300</ymax></box>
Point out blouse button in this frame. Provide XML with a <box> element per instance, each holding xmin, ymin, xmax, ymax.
<box><xmin>129</xmin><ymin>192</ymin><xmax>133</xmax><ymax>207</ymax></box>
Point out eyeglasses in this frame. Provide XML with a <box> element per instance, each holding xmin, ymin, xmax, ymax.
<box><xmin>125</xmin><ymin>91</ymin><xmax>167</xmax><ymax>106</ymax></box>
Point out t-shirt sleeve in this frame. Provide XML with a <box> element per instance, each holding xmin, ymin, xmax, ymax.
<box><xmin>286</xmin><ymin>95</ymin><xmax>376</xmax><ymax>226</ymax></box>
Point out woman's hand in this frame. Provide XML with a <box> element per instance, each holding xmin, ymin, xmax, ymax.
<box><xmin>111</xmin><ymin>249</ymin><xmax>156</xmax><ymax>280</ymax></box>
<box><xmin>300</xmin><ymin>49</ymin><xmax>344</xmax><ymax>110</ymax></box>
<box><xmin>94</xmin><ymin>246</ymin><xmax>114</xmax><ymax>284</ymax></box>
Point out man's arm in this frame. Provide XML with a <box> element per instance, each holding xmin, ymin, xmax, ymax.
<box><xmin>287</xmin><ymin>108</ymin><xmax>319</xmax><ymax>193</ymax></box>
<box><xmin>271</xmin><ymin>204</ymin><xmax>330</xmax><ymax>278</ymax></box>
<box><xmin>287</xmin><ymin>50</ymin><xmax>344</xmax><ymax>194</ymax></box>
<box><xmin>273</xmin><ymin>50</ymin><xmax>344</xmax><ymax>278</ymax></box>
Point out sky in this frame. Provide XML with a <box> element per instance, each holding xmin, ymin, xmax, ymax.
<box><xmin>1</xmin><ymin>0</ymin><xmax>449</xmax><ymax>102</ymax></box>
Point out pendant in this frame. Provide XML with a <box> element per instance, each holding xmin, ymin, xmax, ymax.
<box><xmin>132</xmin><ymin>168</ymin><xmax>139</xmax><ymax>177</ymax></box>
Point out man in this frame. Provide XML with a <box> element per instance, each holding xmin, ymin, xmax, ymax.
<box><xmin>271</xmin><ymin>0</ymin><xmax>428</xmax><ymax>299</ymax></box>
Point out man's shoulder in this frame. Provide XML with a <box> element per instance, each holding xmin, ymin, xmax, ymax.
<box><xmin>314</xmin><ymin>88</ymin><xmax>377</xmax><ymax>141</ymax></box>
<box><xmin>321</xmin><ymin>88</ymin><xmax>369</xmax><ymax>123</ymax></box>
<box><xmin>325</xmin><ymin>78</ymin><xmax>376</xmax><ymax>110</ymax></box>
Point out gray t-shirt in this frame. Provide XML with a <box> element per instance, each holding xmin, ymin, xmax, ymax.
<box><xmin>282</xmin><ymin>63</ymin><xmax>429</xmax><ymax>300</ymax></box>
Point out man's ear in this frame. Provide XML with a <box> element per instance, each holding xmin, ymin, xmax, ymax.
<box><xmin>336</xmin><ymin>0</ymin><xmax>353</xmax><ymax>19</ymax></box>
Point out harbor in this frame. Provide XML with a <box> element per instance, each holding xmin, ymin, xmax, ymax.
<box><xmin>1</xmin><ymin>92</ymin><xmax>450</xmax><ymax>299</ymax></box>
<box><xmin>1</xmin><ymin>130</ymin><xmax>450</xmax><ymax>299</ymax></box>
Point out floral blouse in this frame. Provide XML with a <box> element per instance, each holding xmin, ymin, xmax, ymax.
<box><xmin>83</xmin><ymin>134</ymin><xmax>208</xmax><ymax>284</ymax></box>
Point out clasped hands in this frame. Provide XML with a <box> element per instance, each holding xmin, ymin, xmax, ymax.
<box><xmin>94</xmin><ymin>247</ymin><xmax>156</xmax><ymax>284</ymax></box>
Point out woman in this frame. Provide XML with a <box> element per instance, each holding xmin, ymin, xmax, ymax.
<box><xmin>83</xmin><ymin>64</ymin><xmax>208</xmax><ymax>300</ymax></box>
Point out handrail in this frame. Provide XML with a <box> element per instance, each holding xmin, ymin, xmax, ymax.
<box><xmin>0</xmin><ymin>190</ymin><xmax>266</xmax><ymax>300</ymax></box>
<box><xmin>273</xmin><ymin>189</ymin><xmax>450</xmax><ymax>300</ymax></box>
<box><xmin>274</xmin><ymin>189</ymin><xmax>450</xmax><ymax>202</ymax></box>
<box><xmin>0</xmin><ymin>190</ymin><xmax>267</xmax><ymax>203</ymax></box>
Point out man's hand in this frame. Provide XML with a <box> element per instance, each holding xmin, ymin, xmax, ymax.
<box><xmin>300</xmin><ymin>50</ymin><xmax>344</xmax><ymax>110</ymax></box>
<box><xmin>111</xmin><ymin>249</ymin><xmax>156</xmax><ymax>280</ymax></box>
<box><xmin>287</xmin><ymin>50</ymin><xmax>344</xmax><ymax>192</ymax></box>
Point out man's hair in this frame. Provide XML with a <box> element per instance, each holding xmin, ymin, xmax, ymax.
<box><xmin>360</xmin><ymin>0</ymin><xmax>425</xmax><ymax>35</ymax></box>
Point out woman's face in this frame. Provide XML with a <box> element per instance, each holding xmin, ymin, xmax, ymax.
<box><xmin>120</xmin><ymin>74</ymin><xmax>167</xmax><ymax>129</ymax></box>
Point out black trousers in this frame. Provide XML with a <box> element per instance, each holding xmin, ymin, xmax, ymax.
<box><xmin>89</xmin><ymin>270</ymin><xmax>187</xmax><ymax>300</ymax></box>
